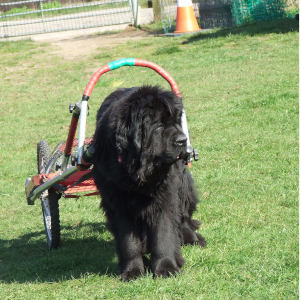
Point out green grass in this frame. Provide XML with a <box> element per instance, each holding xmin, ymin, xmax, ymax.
<box><xmin>0</xmin><ymin>18</ymin><xmax>298</xmax><ymax>299</ymax></box>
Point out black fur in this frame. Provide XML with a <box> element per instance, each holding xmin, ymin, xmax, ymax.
<box><xmin>92</xmin><ymin>86</ymin><xmax>206</xmax><ymax>281</ymax></box>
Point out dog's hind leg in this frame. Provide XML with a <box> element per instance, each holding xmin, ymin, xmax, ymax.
<box><xmin>179</xmin><ymin>169</ymin><xmax>207</xmax><ymax>247</ymax></box>
<box><xmin>181</xmin><ymin>219</ymin><xmax>207</xmax><ymax>247</ymax></box>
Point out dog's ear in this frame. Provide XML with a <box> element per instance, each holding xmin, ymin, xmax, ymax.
<box><xmin>129</xmin><ymin>111</ymin><xmax>143</xmax><ymax>152</ymax></box>
<box><xmin>115</xmin><ymin>117</ymin><xmax>129</xmax><ymax>153</ymax></box>
<box><xmin>115</xmin><ymin>105</ymin><xmax>143</xmax><ymax>155</ymax></box>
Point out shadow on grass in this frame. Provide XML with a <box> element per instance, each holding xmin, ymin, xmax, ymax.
<box><xmin>182</xmin><ymin>18</ymin><xmax>299</xmax><ymax>44</ymax></box>
<box><xmin>0</xmin><ymin>222</ymin><xmax>118</xmax><ymax>283</ymax></box>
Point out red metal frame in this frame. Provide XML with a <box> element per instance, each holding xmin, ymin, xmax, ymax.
<box><xmin>47</xmin><ymin>170</ymin><xmax>97</xmax><ymax>194</ymax></box>
<box><xmin>64</xmin><ymin>114</ymin><xmax>79</xmax><ymax>156</ymax></box>
<box><xmin>134</xmin><ymin>59</ymin><xmax>181</xmax><ymax>98</ymax></box>
<box><xmin>32</xmin><ymin>169</ymin><xmax>98</xmax><ymax>196</ymax></box>
<box><xmin>83</xmin><ymin>59</ymin><xmax>181</xmax><ymax>98</ymax></box>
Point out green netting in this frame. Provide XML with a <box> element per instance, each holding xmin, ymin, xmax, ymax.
<box><xmin>230</xmin><ymin>0</ymin><xmax>286</xmax><ymax>25</ymax></box>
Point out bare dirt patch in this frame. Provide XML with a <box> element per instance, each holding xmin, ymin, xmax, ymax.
<box><xmin>49</xmin><ymin>26</ymin><xmax>154</xmax><ymax>60</ymax></box>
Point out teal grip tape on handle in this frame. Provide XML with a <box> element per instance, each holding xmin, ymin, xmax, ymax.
<box><xmin>108</xmin><ymin>58</ymin><xmax>136</xmax><ymax>70</ymax></box>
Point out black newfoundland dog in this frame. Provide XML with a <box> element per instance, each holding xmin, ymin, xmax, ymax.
<box><xmin>92</xmin><ymin>85</ymin><xmax>206</xmax><ymax>281</ymax></box>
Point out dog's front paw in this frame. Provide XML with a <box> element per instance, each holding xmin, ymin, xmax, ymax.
<box><xmin>120</xmin><ymin>259</ymin><xmax>145</xmax><ymax>281</ymax></box>
<box><xmin>152</xmin><ymin>257</ymin><xmax>180</xmax><ymax>278</ymax></box>
<box><xmin>121</xmin><ymin>267</ymin><xmax>144</xmax><ymax>281</ymax></box>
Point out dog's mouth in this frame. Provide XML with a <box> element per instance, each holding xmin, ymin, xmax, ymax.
<box><xmin>176</xmin><ymin>152</ymin><xmax>188</xmax><ymax>161</ymax></box>
<box><xmin>159</xmin><ymin>148</ymin><xmax>187</xmax><ymax>165</ymax></box>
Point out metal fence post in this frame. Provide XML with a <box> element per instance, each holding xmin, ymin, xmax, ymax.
<box><xmin>39</xmin><ymin>0</ymin><xmax>46</xmax><ymax>32</ymax></box>
<box><xmin>153</xmin><ymin>0</ymin><xmax>162</xmax><ymax>22</ymax></box>
<box><xmin>129</xmin><ymin>0</ymin><xmax>139</xmax><ymax>26</ymax></box>
<box><xmin>2</xmin><ymin>13</ymin><xmax>7</xmax><ymax>38</ymax></box>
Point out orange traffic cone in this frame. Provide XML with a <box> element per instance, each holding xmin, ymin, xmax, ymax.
<box><xmin>174</xmin><ymin>0</ymin><xmax>201</xmax><ymax>34</ymax></box>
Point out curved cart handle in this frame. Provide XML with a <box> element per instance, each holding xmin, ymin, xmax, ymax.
<box><xmin>83</xmin><ymin>58</ymin><xmax>181</xmax><ymax>99</ymax></box>
<box><xmin>77</xmin><ymin>58</ymin><xmax>196</xmax><ymax>166</ymax></box>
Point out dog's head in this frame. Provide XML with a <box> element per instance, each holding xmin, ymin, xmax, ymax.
<box><xmin>115</xmin><ymin>86</ymin><xmax>187</xmax><ymax>184</ymax></box>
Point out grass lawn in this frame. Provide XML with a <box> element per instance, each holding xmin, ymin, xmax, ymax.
<box><xmin>0</xmin><ymin>18</ymin><xmax>298</xmax><ymax>299</ymax></box>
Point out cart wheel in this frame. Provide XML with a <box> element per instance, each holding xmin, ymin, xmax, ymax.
<box><xmin>37</xmin><ymin>140</ymin><xmax>51</xmax><ymax>173</ymax></box>
<box><xmin>37</xmin><ymin>140</ymin><xmax>61</xmax><ymax>249</ymax></box>
<box><xmin>41</xmin><ymin>189</ymin><xmax>61</xmax><ymax>249</ymax></box>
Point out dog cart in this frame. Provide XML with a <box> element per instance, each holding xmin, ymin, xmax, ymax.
<box><xmin>25</xmin><ymin>58</ymin><xmax>198</xmax><ymax>249</ymax></box>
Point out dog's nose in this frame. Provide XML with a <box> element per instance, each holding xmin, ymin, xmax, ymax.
<box><xmin>175</xmin><ymin>134</ymin><xmax>187</xmax><ymax>146</ymax></box>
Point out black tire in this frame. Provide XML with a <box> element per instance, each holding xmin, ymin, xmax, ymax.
<box><xmin>41</xmin><ymin>189</ymin><xmax>61</xmax><ymax>249</ymax></box>
<box><xmin>37</xmin><ymin>140</ymin><xmax>61</xmax><ymax>249</ymax></box>
<box><xmin>37</xmin><ymin>140</ymin><xmax>51</xmax><ymax>174</ymax></box>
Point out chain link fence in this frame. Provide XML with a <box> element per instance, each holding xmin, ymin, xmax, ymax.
<box><xmin>0</xmin><ymin>0</ymin><xmax>137</xmax><ymax>37</ymax></box>
<box><xmin>231</xmin><ymin>0</ymin><xmax>286</xmax><ymax>25</ymax></box>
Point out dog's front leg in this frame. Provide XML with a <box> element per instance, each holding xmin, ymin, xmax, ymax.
<box><xmin>149</xmin><ymin>213</ymin><xmax>185</xmax><ymax>277</ymax></box>
<box><xmin>112</xmin><ymin>216</ymin><xmax>145</xmax><ymax>281</ymax></box>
